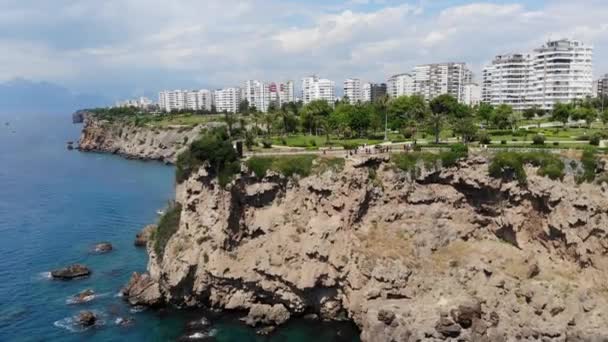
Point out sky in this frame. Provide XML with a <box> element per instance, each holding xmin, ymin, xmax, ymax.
<box><xmin>1</xmin><ymin>0</ymin><xmax>607</xmax><ymax>101</ymax></box>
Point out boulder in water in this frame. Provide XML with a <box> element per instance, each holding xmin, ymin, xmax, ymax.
<box><xmin>134</xmin><ymin>225</ymin><xmax>156</xmax><ymax>247</ymax></box>
<box><xmin>51</xmin><ymin>264</ymin><xmax>91</xmax><ymax>280</ymax></box>
<box><xmin>77</xmin><ymin>311</ymin><xmax>97</xmax><ymax>327</ymax></box>
<box><xmin>72</xmin><ymin>289</ymin><xmax>95</xmax><ymax>303</ymax></box>
<box><xmin>121</xmin><ymin>272</ymin><xmax>163</xmax><ymax>307</ymax></box>
<box><xmin>116</xmin><ymin>316</ymin><xmax>135</xmax><ymax>327</ymax></box>
<box><xmin>94</xmin><ymin>242</ymin><xmax>113</xmax><ymax>253</ymax></box>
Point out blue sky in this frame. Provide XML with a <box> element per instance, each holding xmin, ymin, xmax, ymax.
<box><xmin>0</xmin><ymin>0</ymin><xmax>606</xmax><ymax>101</ymax></box>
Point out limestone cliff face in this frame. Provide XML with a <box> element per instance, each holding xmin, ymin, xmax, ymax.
<box><xmin>134</xmin><ymin>155</ymin><xmax>608</xmax><ymax>341</ymax></box>
<box><xmin>78</xmin><ymin>117</ymin><xmax>204</xmax><ymax>163</ymax></box>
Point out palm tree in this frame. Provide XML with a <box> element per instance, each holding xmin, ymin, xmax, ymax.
<box><xmin>377</xmin><ymin>95</ymin><xmax>390</xmax><ymax>141</ymax></box>
<box><xmin>263</xmin><ymin>112</ymin><xmax>275</xmax><ymax>137</ymax></box>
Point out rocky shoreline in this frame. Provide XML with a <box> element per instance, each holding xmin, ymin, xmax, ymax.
<box><xmin>77</xmin><ymin>116</ymin><xmax>204</xmax><ymax>164</ymax></box>
<box><xmin>116</xmin><ymin>153</ymin><xmax>608</xmax><ymax>341</ymax></box>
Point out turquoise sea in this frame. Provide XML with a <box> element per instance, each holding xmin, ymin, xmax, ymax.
<box><xmin>0</xmin><ymin>113</ymin><xmax>360</xmax><ymax>342</ymax></box>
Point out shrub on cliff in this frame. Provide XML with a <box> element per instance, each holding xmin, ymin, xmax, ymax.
<box><xmin>577</xmin><ymin>147</ymin><xmax>598</xmax><ymax>183</ymax></box>
<box><xmin>489</xmin><ymin>152</ymin><xmax>527</xmax><ymax>184</ymax></box>
<box><xmin>153</xmin><ymin>202</ymin><xmax>182</xmax><ymax>260</ymax></box>
<box><xmin>489</xmin><ymin>151</ymin><xmax>565</xmax><ymax>183</ymax></box>
<box><xmin>175</xmin><ymin>128</ymin><xmax>240</xmax><ymax>185</ymax></box>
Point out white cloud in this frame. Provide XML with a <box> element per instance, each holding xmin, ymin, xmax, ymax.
<box><xmin>1</xmin><ymin>0</ymin><xmax>608</xmax><ymax>98</ymax></box>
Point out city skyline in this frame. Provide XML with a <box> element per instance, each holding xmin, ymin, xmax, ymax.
<box><xmin>1</xmin><ymin>1</ymin><xmax>608</xmax><ymax>101</ymax></box>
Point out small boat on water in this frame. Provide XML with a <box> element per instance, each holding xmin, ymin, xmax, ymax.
<box><xmin>156</xmin><ymin>210</ymin><xmax>165</xmax><ymax>216</ymax></box>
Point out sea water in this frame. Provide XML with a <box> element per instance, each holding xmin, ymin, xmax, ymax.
<box><xmin>0</xmin><ymin>113</ymin><xmax>360</xmax><ymax>342</ymax></box>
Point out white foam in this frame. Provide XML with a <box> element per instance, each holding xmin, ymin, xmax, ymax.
<box><xmin>129</xmin><ymin>306</ymin><xmax>146</xmax><ymax>313</ymax></box>
<box><xmin>66</xmin><ymin>295</ymin><xmax>96</xmax><ymax>305</ymax></box>
<box><xmin>38</xmin><ymin>272</ymin><xmax>52</xmax><ymax>280</ymax></box>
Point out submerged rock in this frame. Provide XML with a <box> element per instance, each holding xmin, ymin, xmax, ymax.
<box><xmin>77</xmin><ymin>311</ymin><xmax>97</xmax><ymax>327</ymax></box>
<box><xmin>72</xmin><ymin>289</ymin><xmax>95</xmax><ymax>304</ymax></box>
<box><xmin>51</xmin><ymin>264</ymin><xmax>91</xmax><ymax>280</ymax></box>
<box><xmin>134</xmin><ymin>225</ymin><xmax>156</xmax><ymax>247</ymax></box>
<box><xmin>115</xmin><ymin>316</ymin><xmax>135</xmax><ymax>327</ymax></box>
<box><xmin>94</xmin><ymin>242</ymin><xmax>113</xmax><ymax>253</ymax></box>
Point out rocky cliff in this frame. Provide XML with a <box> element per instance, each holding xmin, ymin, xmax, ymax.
<box><xmin>127</xmin><ymin>154</ymin><xmax>608</xmax><ymax>341</ymax></box>
<box><xmin>78</xmin><ymin>117</ymin><xmax>204</xmax><ymax>163</ymax></box>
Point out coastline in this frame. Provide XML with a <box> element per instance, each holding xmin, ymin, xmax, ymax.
<box><xmin>77</xmin><ymin>116</ymin><xmax>608</xmax><ymax>341</ymax></box>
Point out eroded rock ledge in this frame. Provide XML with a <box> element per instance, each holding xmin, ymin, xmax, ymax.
<box><xmin>126</xmin><ymin>155</ymin><xmax>608</xmax><ymax>341</ymax></box>
<box><xmin>77</xmin><ymin>117</ymin><xmax>204</xmax><ymax>163</ymax></box>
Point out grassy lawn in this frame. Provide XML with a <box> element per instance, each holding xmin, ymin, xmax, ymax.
<box><xmin>145</xmin><ymin>114</ymin><xmax>225</xmax><ymax>128</ymax></box>
<box><xmin>270</xmin><ymin>134</ymin><xmax>384</xmax><ymax>149</ymax></box>
<box><xmin>486</xmin><ymin>127</ymin><xmax>606</xmax><ymax>143</ymax></box>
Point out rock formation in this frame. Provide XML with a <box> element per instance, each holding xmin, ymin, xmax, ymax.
<box><xmin>77</xmin><ymin>311</ymin><xmax>97</xmax><ymax>327</ymax></box>
<box><xmin>134</xmin><ymin>224</ymin><xmax>157</xmax><ymax>247</ymax></box>
<box><xmin>51</xmin><ymin>264</ymin><xmax>91</xmax><ymax>280</ymax></box>
<box><xmin>78</xmin><ymin>116</ymin><xmax>204</xmax><ymax>163</ymax></box>
<box><xmin>93</xmin><ymin>242</ymin><xmax>113</xmax><ymax>253</ymax></box>
<box><xmin>123</xmin><ymin>154</ymin><xmax>608</xmax><ymax>341</ymax></box>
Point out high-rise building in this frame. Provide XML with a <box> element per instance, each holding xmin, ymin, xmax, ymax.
<box><xmin>462</xmin><ymin>83</ymin><xmax>482</xmax><ymax>106</ymax></box>
<box><xmin>482</xmin><ymin>39</ymin><xmax>594</xmax><ymax>111</ymax></box>
<box><xmin>343</xmin><ymin>78</ymin><xmax>362</xmax><ymax>104</ymax></box>
<box><xmin>302</xmin><ymin>76</ymin><xmax>335</xmax><ymax>104</ymax></box>
<box><xmin>413</xmin><ymin>63</ymin><xmax>472</xmax><ymax>103</ymax></box>
<box><xmin>243</xmin><ymin>80</ymin><xmax>271</xmax><ymax>112</ymax></box>
<box><xmin>185</xmin><ymin>90</ymin><xmax>214</xmax><ymax>111</ymax></box>
<box><xmin>115</xmin><ymin>96</ymin><xmax>153</xmax><ymax>109</ymax></box>
<box><xmin>159</xmin><ymin>90</ymin><xmax>187</xmax><ymax>112</ymax></box>
<box><xmin>362</xmin><ymin>83</ymin><xmax>388</xmax><ymax>102</ymax></box>
<box><xmin>278</xmin><ymin>81</ymin><xmax>295</xmax><ymax>106</ymax></box>
<box><xmin>387</xmin><ymin>73</ymin><xmax>415</xmax><ymax>98</ymax></box>
<box><xmin>482</xmin><ymin>54</ymin><xmax>531</xmax><ymax>111</ymax></box>
<box><xmin>596</xmin><ymin>74</ymin><xmax>608</xmax><ymax>98</ymax></box>
<box><xmin>214</xmin><ymin>87</ymin><xmax>241</xmax><ymax>113</ymax></box>
<box><xmin>159</xmin><ymin>90</ymin><xmax>214</xmax><ymax>112</ymax></box>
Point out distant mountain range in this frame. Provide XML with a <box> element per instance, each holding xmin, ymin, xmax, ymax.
<box><xmin>0</xmin><ymin>79</ymin><xmax>109</xmax><ymax>114</ymax></box>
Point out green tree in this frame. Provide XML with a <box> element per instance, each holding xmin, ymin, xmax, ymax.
<box><xmin>523</xmin><ymin>106</ymin><xmax>537</xmax><ymax>121</ymax></box>
<box><xmin>223</xmin><ymin>111</ymin><xmax>237</xmax><ymax>136</ymax></box>
<box><xmin>238</xmin><ymin>100</ymin><xmax>250</xmax><ymax>114</ymax></box>
<box><xmin>552</xmin><ymin>102</ymin><xmax>572</xmax><ymax>129</ymax></box>
<box><xmin>330</xmin><ymin>103</ymin><xmax>354</xmax><ymax>139</ymax></box>
<box><xmin>349</xmin><ymin>104</ymin><xmax>372</xmax><ymax>137</ymax></box>
<box><xmin>492</xmin><ymin>104</ymin><xmax>513</xmax><ymax>129</ymax></box>
<box><xmin>300</xmin><ymin>100</ymin><xmax>333</xmax><ymax>135</ymax></box>
<box><xmin>428</xmin><ymin>94</ymin><xmax>458</xmax><ymax>144</ymax></box>
<box><xmin>263</xmin><ymin>112</ymin><xmax>275</xmax><ymax>137</ymax></box>
<box><xmin>387</xmin><ymin>96</ymin><xmax>411</xmax><ymax>130</ymax></box>
<box><xmin>601</xmin><ymin>110</ymin><xmax>608</xmax><ymax>127</ymax></box>
<box><xmin>453</xmin><ymin>116</ymin><xmax>478</xmax><ymax>143</ymax></box>
<box><xmin>476</xmin><ymin>103</ymin><xmax>494</xmax><ymax>127</ymax></box>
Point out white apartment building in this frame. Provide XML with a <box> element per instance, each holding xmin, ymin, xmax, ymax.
<box><xmin>343</xmin><ymin>78</ymin><xmax>363</xmax><ymax>104</ymax></box>
<box><xmin>214</xmin><ymin>87</ymin><xmax>241</xmax><ymax>113</ymax></box>
<box><xmin>387</xmin><ymin>73</ymin><xmax>415</xmax><ymax>98</ymax></box>
<box><xmin>302</xmin><ymin>76</ymin><xmax>335</xmax><ymax>104</ymax></box>
<box><xmin>482</xmin><ymin>54</ymin><xmax>531</xmax><ymax>111</ymax></box>
<box><xmin>413</xmin><ymin>63</ymin><xmax>472</xmax><ymax>103</ymax></box>
<box><xmin>278</xmin><ymin>81</ymin><xmax>295</xmax><ymax>105</ymax></box>
<box><xmin>185</xmin><ymin>90</ymin><xmax>213</xmax><ymax>112</ymax></box>
<box><xmin>243</xmin><ymin>80</ymin><xmax>271</xmax><ymax>112</ymax></box>
<box><xmin>159</xmin><ymin>90</ymin><xmax>213</xmax><ymax>112</ymax></box>
<box><xmin>462</xmin><ymin>83</ymin><xmax>482</xmax><ymax>106</ymax></box>
<box><xmin>596</xmin><ymin>74</ymin><xmax>608</xmax><ymax>98</ymax></box>
<box><xmin>482</xmin><ymin>39</ymin><xmax>594</xmax><ymax>111</ymax></box>
<box><xmin>114</xmin><ymin>96</ymin><xmax>152</xmax><ymax>109</ymax></box>
<box><xmin>159</xmin><ymin>90</ymin><xmax>186</xmax><ymax>112</ymax></box>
